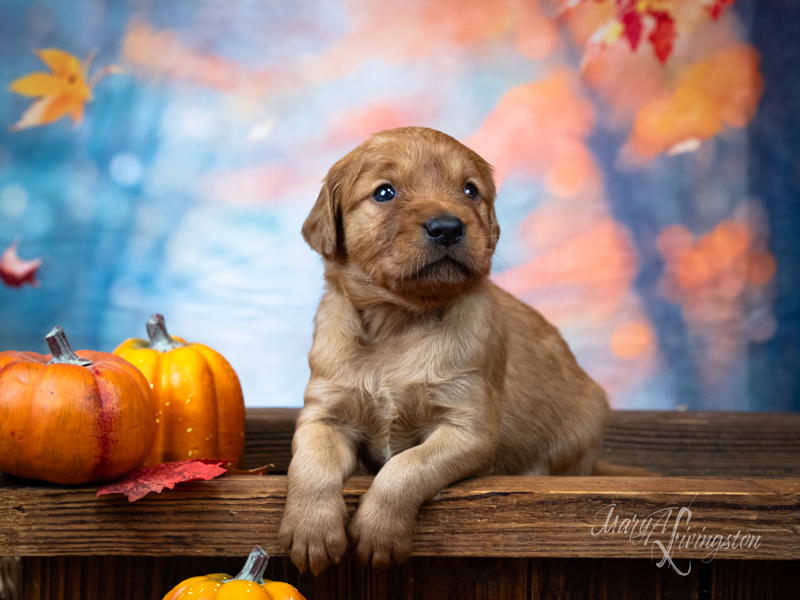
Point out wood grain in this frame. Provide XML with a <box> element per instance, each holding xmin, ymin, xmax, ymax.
<box><xmin>598</xmin><ymin>411</ymin><xmax>800</xmax><ymax>477</ymax></box>
<box><xmin>8</xmin><ymin>409</ymin><xmax>800</xmax><ymax>600</ymax></box>
<box><xmin>2</xmin><ymin>475</ymin><xmax>798</xmax><ymax>560</ymax></box>
<box><xmin>241</xmin><ymin>409</ymin><xmax>800</xmax><ymax>477</ymax></box>
<box><xmin>21</xmin><ymin>556</ymin><xmax>800</xmax><ymax>600</ymax></box>
<box><xmin>242</xmin><ymin>408</ymin><xmax>297</xmax><ymax>472</ymax></box>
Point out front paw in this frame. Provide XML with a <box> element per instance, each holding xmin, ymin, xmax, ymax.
<box><xmin>347</xmin><ymin>497</ymin><xmax>416</xmax><ymax>571</ymax></box>
<box><xmin>279</xmin><ymin>492</ymin><xmax>348</xmax><ymax>575</ymax></box>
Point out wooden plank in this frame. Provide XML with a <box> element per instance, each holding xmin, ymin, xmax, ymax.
<box><xmin>16</xmin><ymin>556</ymin><xmax>679</xmax><ymax>600</ymax></box>
<box><xmin>21</xmin><ymin>556</ymin><xmax>311</xmax><ymax>600</ymax></box>
<box><xmin>528</xmin><ymin>557</ymin><xmax>700</xmax><ymax>600</ymax></box>
<box><xmin>599</xmin><ymin>411</ymin><xmax>800</xmax><ymax>477</ymax></box>
<box><xmin>241</xmin><ymin>409</ymin><xmax>800</xmax><ymax>477</ymax></box>
<box><xmin>242</xmin><ymin>408</ymin><xmax>297</xmax><ymax>472</ymax></box>
<box><xmin>708</xmin><ymin>560</ymin><xmax>798</xmax><ymax>600</ymax></box>
<box><xmin>3</xmin><ymin>476</ymin><xmax>798</xmax><ymax>560</ymax></box>
<box><xmin>299</xmin><ymin>556</ymin><xmax>529</xmax><ymax>600</ymax></box>
<box><xmin>24</xmin><ymin>556</ymin><xmax>799</xmax><ymax>600</ymax></box>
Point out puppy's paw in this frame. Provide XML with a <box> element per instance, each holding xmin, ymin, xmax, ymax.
<box><xmin>279</xmin><ymin>493</ymin><xmax>348</xmax><ymax>575</ymax></box>
<box><xmin>347</xmin><ymin>498</ymin><xmax>415</xmax><ymax>571</ymax></box>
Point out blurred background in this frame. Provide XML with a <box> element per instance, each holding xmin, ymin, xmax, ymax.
<box><xmin>0</xmin><ymin>0</ymin><xmax>797</xmax><ymax>411</ymax></box>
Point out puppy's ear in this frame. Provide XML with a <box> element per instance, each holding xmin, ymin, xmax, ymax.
<box><xmin>302</xmin><ymin>177</ymin><xmax>341</xmax><ymax>260</ymax></box>
<box><xmin>475</xmin><ymin>156</ymin><xmax>500</xmax><ymax>252</ymax></box>
<box><xmin>488</xmin><ymin>205</ymin><xmax>501</xmax><ymax>252</ymax></box>
<box><xmin>303</xmin><ymin>152</ymin><xmax>363</xmax><ymax>260</ymax></box>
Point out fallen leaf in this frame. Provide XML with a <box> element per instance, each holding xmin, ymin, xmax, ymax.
<box><xmin>96</xmin><ymin>459</ymin><xmax>230</xmax><ymax>502</ymax></box>
<box><xmin>0</xmin><ymin>241</ymin><xmax>42</xmax><ymax>288</ymax></box>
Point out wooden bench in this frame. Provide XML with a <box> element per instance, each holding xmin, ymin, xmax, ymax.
<box><xmin>2</xmin><ymin>409</ymin><xmax>798</xmax><ymax>599</ymax></box>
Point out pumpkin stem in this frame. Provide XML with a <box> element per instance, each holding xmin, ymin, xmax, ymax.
<box><xmin>233</xmin><ymin>545</ymin><xmax>269</xmax><ymax>584</ymax></box>
<box><xmin>146</xmin><ymin>314</ymin><xmax>184</xmax><ymax>352</ymax></box>
<box><xmin>46</xmin><ymin>326</ymin><xmax>92</xmax><ymax>366</ymax></box>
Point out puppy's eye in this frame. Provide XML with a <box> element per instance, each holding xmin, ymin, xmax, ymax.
<box><xmin>464</xmin><ymin>183</ymin><xmax>479</xmax><ymax>200</ymax></box>
<box><xmin>373</xmin><ymin>184</ymin><xmax>396</xmax><ymax>202</ymax></box>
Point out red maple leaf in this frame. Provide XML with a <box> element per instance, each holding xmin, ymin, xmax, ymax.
<box><xmin>620</xmin><ymin>8</ymin><xmax>643</xmax><ymax>51</ymax></box>
<box><xmin>567</xmin><ymin>0</ymin><xmax>738</xmax><ymax>67</ymax></box>
<box><xmin>96</xmin><ymin>459</ymin><xmax>230</xmax><ymax>502</ymax></box>
<box><xmin>704</xmin><ymin>0</ymin><xmax>736</xmax><ymax>20</ymax></box>
<box><xmin>649</xmin><ymin>11</ymin><xmax>677</xmax><ymax>64</ymax></box>
<box><xmin>0</xmin><ymin>241</ymin><xmax>42</xmax><ymax>288</ymax></box>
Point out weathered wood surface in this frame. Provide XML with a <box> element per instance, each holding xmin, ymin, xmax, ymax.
<box><xmin>6</xmin><ymin>410</ymin><xmax>800</xmax><ymax>600</ymax></box>
<box><xmin>2</xmin><ymin>475</ymin><xmax>798</xmax><ymax>560</ymax></box>
<box><xmin>243</xmin><ymin>409</ymin><xmax>800</xmax><ymax>476</ymax></box>
<box><xmin>20</xmin><ymin>555</ymin><xmax>799</xmax><ymax>600</ymax></box>
<box><xmin>243</xmin><ymin>408</ymin><xmax>298</xmax><ymax>473</ymax></box>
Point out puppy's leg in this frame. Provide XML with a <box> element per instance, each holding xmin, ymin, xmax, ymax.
<box><xmin>348</xmin><ymin>420</ymin><xmax>495</xmax><ymax>571</ymax></box>
<box><xmin>279</xmin><ymin>409</ymin><xmax>358</xmax><ymax>574</ymax></box>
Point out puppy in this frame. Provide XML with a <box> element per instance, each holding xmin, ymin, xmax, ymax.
<box><xmin>279</xmin><ymin>127</ymin><xmax>610</xmax><ymax>573</ymax></box>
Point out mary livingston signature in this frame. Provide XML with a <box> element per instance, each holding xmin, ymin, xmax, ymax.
<box><xmin>590</xmin><ymin>495</ymin><xmax>761</xmax><ymax>575</ymax></box>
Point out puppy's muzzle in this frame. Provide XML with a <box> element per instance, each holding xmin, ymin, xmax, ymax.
<box><xmin>425</xmin><ymin>216</ymin><xmax>464</xmax><ymax>247</ymax></box>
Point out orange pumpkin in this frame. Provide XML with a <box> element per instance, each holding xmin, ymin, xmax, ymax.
<box><xmin>163</xmin><ymin>546</ymin><xmax>305</xmax><ymax>600</ymax></box>
<box><xmin>114</xmin><ymin>314</ymin><xmax>245</xmax><ymax>468</ymax></box>
<box><xmin>0</xmin><ymin>326</ymin><xmax>157</xmax><ymax>484</ymax></box>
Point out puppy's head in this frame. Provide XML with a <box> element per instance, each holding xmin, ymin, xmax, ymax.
<box><xmin>303</xmin><ymin>127</ymin><xmax>500</xmax><ymax>309</ymax></box>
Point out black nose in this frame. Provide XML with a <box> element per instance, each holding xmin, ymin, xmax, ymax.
<box><xmin>425</xmin><ymin>216</ymin><xmax>464</xmax><ymax>247</ymax></box>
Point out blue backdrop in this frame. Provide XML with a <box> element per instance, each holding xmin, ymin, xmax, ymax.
<box><xmin>1</xmin><ymin>0</ymin><xmax>798</xmax><ymax>410</ymax></box>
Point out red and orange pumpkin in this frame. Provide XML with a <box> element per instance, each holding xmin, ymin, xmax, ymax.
<box><xmin>0</xmin><ymin>327</ymin><xmax>157</xmax><ymax>484</ymax></box>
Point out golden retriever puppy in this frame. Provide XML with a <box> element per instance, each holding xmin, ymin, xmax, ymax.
<box><xmin>279</xmin><ymin>126</ymin><xmax>610</xmax><ymax>573</ymax></box>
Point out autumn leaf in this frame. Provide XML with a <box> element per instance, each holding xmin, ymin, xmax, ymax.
<box><xmin>0</xmin><ymin>241</ymin><xmax>42</xmax><ymax>288</ymax></box>
<box><xmin>96</xmin><ymin>459</ymin><xmax>231</xmax><ymax>502</ymax></box>
<box><xmin>649</xmin><ymin>10</ymin><xmax>677</xmax><ymax>64</ymax></box>
<box><xmin>565</xmin><ymin>0</ymin><xmax>737</xmax><ymax>67</ymax></box>
<box><xmin>703</xmin><ymin>0</ymin><xmax>736</xmax><ymax>20</ymax></box>
<box><xmin>8</xmin><ymin>48</ymin><xmax>121</xmax><ymax>131</ymax></box>
<box><xmin>582</xmin><ymin>18</ymin><xmax>625</xmax><ymax>70</ymax></box>
<box><xmin>620</xmin><ymin>7</ymin><xmax>643</xmax><ymax>51</ymax></box>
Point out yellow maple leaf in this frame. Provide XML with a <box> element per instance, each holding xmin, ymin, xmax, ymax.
<box><xmin>8</xmin><ymin>48</ymin><xmax>121</xmax><ymax>132</ymax></box>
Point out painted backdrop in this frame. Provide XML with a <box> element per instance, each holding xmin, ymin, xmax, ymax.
<box><xmin>1</xmin><ymin>0</ymin><xmax>798</xmax><ymax>410</ymax></box>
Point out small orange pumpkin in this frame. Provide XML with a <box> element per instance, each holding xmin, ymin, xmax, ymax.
<box><xmin>0</xmin><ymin>327</ymin><xmax>157</xmax><ymax>484</ymax></box>
<box><xmin>114</xmin><ymin>314</ymin><xmax>245</xmax><ymax>468</ymax></box>
<box><xmin>163</xmin><ymin>546</ymin><xmax>305</xmax><ymax>600</ymax></box>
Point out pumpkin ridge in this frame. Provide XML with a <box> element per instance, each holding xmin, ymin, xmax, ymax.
<box><xmin>190</xmin><ymin>344</ymin><xmax>245</xmax><ymax>467</ymax></box>
<box><xmin>1</xmin><ymin>361</ymin><xmax>44</xmax><ymax>478</ymax></box>
<box><xmin>24</xmin><ymin>363</ymin><xmax>59</xmax><ymax>481</ymax></box>
<box><xmin>32</xmin><ymin>362</ymin><xmax>99</xmax><ymax>483</ymax></box>
<box><xmin>86</xmin><ymin>370</ymin><xmax>113</xmax><ymax>482</ymax></box>
<box><xmin>145</xmin><ymin>349</ymin><xmax>163</xmax><ymax>466</ymax></box>
<box><xmin>89</xmin><ymin>359</ymin><xmax>157</xmax><ymax>480</ymax></box>
<box><xmin>194</xmin><ymin>346</ymin><xmax>221</xmax><ymax>459</ymax></box>
<box><xmin>166</xmin><ymin>347</ymin><xmax>218</xmax><ymax>461</ymax></box>
<box><xmin>153</xmin><ymin>349</ymin><xmax>171</xmax><ymax>463</ymax></box>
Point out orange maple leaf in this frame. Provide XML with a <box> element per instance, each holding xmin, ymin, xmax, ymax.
<box><xmin>8</xmin><ymin>48</ymin><xmax>121</xmax><ymax>131</ymax></box>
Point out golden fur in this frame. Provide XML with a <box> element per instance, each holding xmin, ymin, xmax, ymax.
<box><xmin>279</xmin><ymin>127</ymin><xmax>610</xmax><ymax>573</ymax></box>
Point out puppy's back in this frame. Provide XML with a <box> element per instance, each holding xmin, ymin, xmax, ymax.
<box><xmin>487</xmin><ymin>283</ymin><xmax>610</xmax><ymax>476</ymax></box>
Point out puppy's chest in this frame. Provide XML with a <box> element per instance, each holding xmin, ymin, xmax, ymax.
<box><xmin>316</xmin><ymin>300</ymin><xmax>480</xmax><ymax>465</ymax></box>
<box><xmin>358</xmin><ymin>370</ymin><xmax>437</xmax><ymax>463</ymax></box>
<box><xmin>347</xmin><ymin>346</ymin><xmax>447</xmax><ymax>465</ymax></box>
